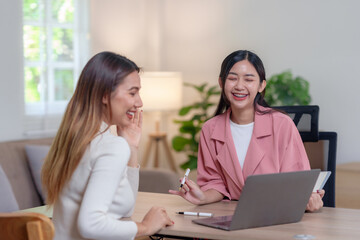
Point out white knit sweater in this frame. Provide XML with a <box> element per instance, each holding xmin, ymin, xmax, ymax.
<box><xmin>53</xmin><ymin>123</ymin><xmax>139</xmax><ymax>240</ymax></box>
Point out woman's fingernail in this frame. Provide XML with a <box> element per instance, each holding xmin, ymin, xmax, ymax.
<box><xmin>316</xmin><ymin>190</ymin><xmax>320</xmax><ymax>193</ymax></box>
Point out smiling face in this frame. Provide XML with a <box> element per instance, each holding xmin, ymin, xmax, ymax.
<box><xmin>103</xmin><ymin>71</ymin><xmax>143</xmax><ymax>127</ymax></box>
<box><xmin>220</xmin><ymin>60</ymin><xmax>266</xmax><ymax>123</ymax></box>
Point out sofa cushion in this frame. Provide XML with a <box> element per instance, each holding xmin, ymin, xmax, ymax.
<box><xmin>0</xmin><ymin>165</ymin><xmax>19</xmax><ymax>212</ymax></box>
<box><xmin>25</xmin><ymin>145</ymin><xmax>50</xmax><ymax>202</ymax></box>
<box><xmin>0</xmin><ymin>138</ymin><xmax>53</xmax><ymax>209</ymax></box>
<box><xmin>139</xmin><ymin>168</ymin><xmax>179</xmax><ymax>194</ymax></box>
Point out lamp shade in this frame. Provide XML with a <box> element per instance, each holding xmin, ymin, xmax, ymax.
<box><xmin>140</xmin><ymin>72</ymin><xmax>182</xmax><ymax>111</ymax></box>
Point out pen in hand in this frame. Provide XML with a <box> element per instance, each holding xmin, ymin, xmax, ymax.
<box><xmin>179</xmin><ymin>168</ymin><xmax>190</xmax><ymax>191</ymax></box>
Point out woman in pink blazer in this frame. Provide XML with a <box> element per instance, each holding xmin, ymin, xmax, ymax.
<box><xmin>170</xmin><ymin>50</ymin><xmax>324</xmax><ymax>212</ymax></box>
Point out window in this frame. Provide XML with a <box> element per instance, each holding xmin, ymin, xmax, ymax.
<box><xmin>23</xmin><ymin>0</ymin><xmax>88</xmax><ymax>134</ymax></box>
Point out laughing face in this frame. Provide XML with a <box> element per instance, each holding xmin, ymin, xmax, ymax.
<box><xmin>219</xmin><ymin>60</ymin><xmax>266</xmax><ymax>123</ymax></box>
<box><xmin>103</xmin><ymin>71</ymin><xmax>143</xmax><ymax>127</ymax></box>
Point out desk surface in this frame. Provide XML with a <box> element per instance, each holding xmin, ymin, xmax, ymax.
<box><xmin>21</xmin><ymin>192</ymin><xmax>360</xmax><ymax>240</ymax></box>
<box><xmin>133</xmin><ymin>192</ymin><xmax>360</xmax><ymax>240</ymax></box>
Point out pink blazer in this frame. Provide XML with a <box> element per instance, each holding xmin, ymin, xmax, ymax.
<box><xmin>197</xmin><ymin>106</ymin><xmax>310</xmax><ymax>200</ymax></box>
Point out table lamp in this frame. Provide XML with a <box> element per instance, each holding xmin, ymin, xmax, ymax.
<box><xmin>140</xmin><ymin>72</ymin><xmax>182</xmax><ymax>172</ymax></box>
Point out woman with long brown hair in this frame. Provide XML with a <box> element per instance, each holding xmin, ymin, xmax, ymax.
<box><xmin>42</xmin><ymin>51</ymin><xmax>173</xmax><ymax>240</ymax></box>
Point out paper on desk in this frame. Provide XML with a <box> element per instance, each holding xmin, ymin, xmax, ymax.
<box><xmin>313</xmin><ymin>171</ymin><xmax>331</xmax><ymax>192</ymax></box>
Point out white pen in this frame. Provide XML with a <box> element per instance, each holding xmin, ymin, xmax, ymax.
<box><xmin>176</xmin><ymin>211</ymin><xmax>214</xmax><ymax>217</ymax></box>
<box><xmin>179</xmin><ymin>168</ymin><xmax>190</xmax><ymax>190</ymax></box>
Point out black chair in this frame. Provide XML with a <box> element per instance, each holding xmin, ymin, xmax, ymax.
<box><xmin>273</xmin><ymin>105</ymin><xmax>337</xmax><ymax>207</ymax></box>
<box><xmin>318</xmin><ymin>131</ymin><xmax>337</xmax><ymax>207</ymax></box>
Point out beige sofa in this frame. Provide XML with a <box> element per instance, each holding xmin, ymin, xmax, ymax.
<box><xmin>0</xmin><ymin>138</ymin><xmax>53</xmax><ymax>210</ymax></box>
<box><xmin>0</xmin><ymin>138</ymin><xmax>179</xmax><ymax>211</ymax></box>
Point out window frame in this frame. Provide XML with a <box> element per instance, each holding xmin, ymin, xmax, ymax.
<box><xmin>22</xmin><ymin>0</ymin><xmax>89</xmax><ymax>136</ymax></box>
<box><xmin>23</xmin><ymin>0</ymin><xmax>84</xmax><ymax>116</ymax></box>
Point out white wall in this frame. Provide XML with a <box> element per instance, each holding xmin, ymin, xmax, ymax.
<box><xmin>1</xmin><ymin>0</ymin><xmax>359</xmax><ymax>166</ymax></box>
<box><xmin>0</xmin><ymin>0</ymin><xmax>24</xmax><ymax>141</ymax></box>
<box><xmin>90</xmin><ymin>0</ymin><xmax>360</xmax><ymax>165</ymax></box>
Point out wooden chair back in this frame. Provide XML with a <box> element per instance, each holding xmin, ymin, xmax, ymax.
<box><xmin>0</xmin><ymin>212</ymin><xmax>54</xmax><ymax>240</ymax></box>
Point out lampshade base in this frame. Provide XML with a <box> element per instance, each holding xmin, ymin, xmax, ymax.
<box><xmin>141</xmin><ymin>132</ymin><xmax>178</xmax><ymax>173</ymax></box>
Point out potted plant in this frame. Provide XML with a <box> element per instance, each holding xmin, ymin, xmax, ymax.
<box><xmin>264</xmin><ymin>70</ymin><xmax>311</xmax><ymax>106</ymax></box>
<box><xmin>172</xmin><ymin>82</ymin><xmax>220</xmax><ymax>170</ymax></box>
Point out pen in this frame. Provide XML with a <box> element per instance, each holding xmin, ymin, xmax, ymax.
<box><xmin>176</xmin><ymin>211</ymin><xmax>214</xmax><ymax>217</ymax></box>
<box><xmin>179</xmin><ymin>168</ymin><xmax>190</xmax><ymax>190</ymax></box>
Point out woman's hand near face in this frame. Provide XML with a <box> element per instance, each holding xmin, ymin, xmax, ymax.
<box><xmin>135</xmin><ymin>206</ymin><xmax>174</xmax><ymax>237</ymax></box>
<box><xmin>169</xmin><ymin>178</ymin><xmax>223</xmax><ymax>205</ymax></box>
<box><xmin>306</xmin><ymin>189</ymin><xmax>325</xmax><ymax>212</ymax></box>
<box><xmin>117</xmin><ymin>109</ymin><xmax>142</xmax><ymax>148</ymax></box>
<box><xmin>117</xmin><ymin>109</ymin><xmax>142</xmax><ymax>167</ymax></box>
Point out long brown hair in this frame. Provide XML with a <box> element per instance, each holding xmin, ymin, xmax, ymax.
<box><xmin>42</xmin><ymin>52</ymin><xmax>140</xmax><ymax>205</ymax></box>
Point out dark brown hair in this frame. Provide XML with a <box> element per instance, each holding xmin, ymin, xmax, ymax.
<box><xmin>214</xmin><ymin>50</ymin><xmax>270</xmax><ymax>116</ymax></box>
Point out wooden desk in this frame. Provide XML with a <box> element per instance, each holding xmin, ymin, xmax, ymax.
<box><xmin>132</xmin><ymin>192</ymin><xmax>360</xmax><ymax>240</ymax></box>
<box><xmin>21</xmin><ymin>192</ymin><xmax>360</xmax><ymax>240</ymax></box>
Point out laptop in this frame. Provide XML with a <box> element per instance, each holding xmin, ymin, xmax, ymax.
<box><xmin>192</xmin><ymin>169</ymin><xmax>320</xmax><ymax>231</ymax></box>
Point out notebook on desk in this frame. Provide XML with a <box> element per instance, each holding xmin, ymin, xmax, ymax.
<box><xmin>192</xmin><ymin>169</ymin><xmax>320</xmax><ymax>231</ymax></box>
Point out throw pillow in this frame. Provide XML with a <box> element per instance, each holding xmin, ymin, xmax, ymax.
<box><xmin>25</xmin><ymin>145</ymin><xmax>50</xmax><ymax>202</ymax></box>
<box><xmin>0</xmin><ymin>165</ymin><xmax>20</xmax><ymax>212</ymax></box>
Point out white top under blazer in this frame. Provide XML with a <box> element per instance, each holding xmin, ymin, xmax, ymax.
<box><xmin>229</xmin><ymin>119</ymin><xmax>254</xmax><ymax>169</ymax></box>
<box><xmin>53</xmin><ymin>123</ymin><xmax>139</xmax><ymax>240</ymax></box>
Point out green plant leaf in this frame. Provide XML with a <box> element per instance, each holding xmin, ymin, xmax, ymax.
<box><xmin>180</xmin><ymin>154</ymin><xmax>198</xmax><ymax>170</ymax></box>
<box><xmin>179</xmin><ymin>125</ymin><xmax>197</xmax><ymax>135</ymax></box>
<box><xmin>184</xmin><ymin>82</ymin><xmax>208</xmax><ymax>93</ymax></box>
<box><xmin>191</xmin><ymin>114</ymin><xmax>205</xmax><ymax>122</ymax></box>
<box><xmin>179</xmin><ymin>106</ymin><xmax>193</xmax><ymax>116</ymax></box>
<box><xmin>189</xmin><ymin>139</ymin><xmax>199</xmax><ymax>152</ymax></box>
<box><xmin>207</xmin><ymin>86</ymin><xmax>221</xmax><ymax>96</ymax></box>
<box><xmin>201</xmin><ymin>102</ymin><xmax>215</xmax><ymax>111</ymax></box>
<box><xmin>172</xmin><ymin>136</ymin><xmax>191</xmax><ymax>151</ymax></box>
<box><xmin>264</xmin><ymin>70</ymin><xmax>311</xmax><ymax>106</ymax></box>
